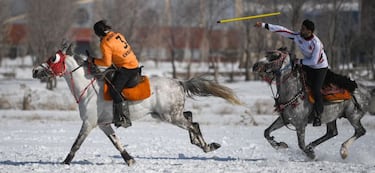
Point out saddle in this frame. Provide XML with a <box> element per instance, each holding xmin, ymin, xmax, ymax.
<box><xmin>102</xmin><ymin>66</ymin><xmax>151</xmax><ymax>101</ymax></box>
<box><xmin>306</xmin><ymin>70</ymin><xmax>357</xmax><ymax>103</ymax></box>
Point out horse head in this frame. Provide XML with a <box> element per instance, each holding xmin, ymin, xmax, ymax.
<box><xmin>32</xmin><ymin>42</ymin><xmax>73</xmax><ymax>80</ymax></box>
<box><xmin>252</xmin><ymin>47</ymin><xmax>296</xmax><ymax>82</ymax></box>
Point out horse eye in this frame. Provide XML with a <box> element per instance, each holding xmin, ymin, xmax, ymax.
<box><xmin>51</xmin><ymin>54</ymin><xmax>61</xmax><ymax>63</ymax></box>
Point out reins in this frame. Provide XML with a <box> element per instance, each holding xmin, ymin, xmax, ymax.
<box><xmin>68</xmin><ymin>71</ymin><xmax>97</xmax><ymax>103</ymax></box>
<box><xmin>263</xmin><ymin>53</ymin><xmax>307</xmax><ymax>131</ymax></box>
<box><xmin>71</xmin><ymin>63</ymin><xmax>84</xmax><ymax>73</ymax></box>
<box><xmin>50</xmin><ymin>57</ymin><xmax>98</xmax><ymax>104</ymax></box>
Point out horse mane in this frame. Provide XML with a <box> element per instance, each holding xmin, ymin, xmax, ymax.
<box><xmin>324</xmin><ymin>70</ymin><xmax>358</xmax><ymax>93</ymax></box>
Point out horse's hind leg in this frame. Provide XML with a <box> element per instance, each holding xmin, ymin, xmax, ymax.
<box><xmin>307</xmin><ymin>120</ymin><xmax>338</xmax><ymax>149</ymax></box>
<box><xmin>340</xmin><ymin>115</ymin><xmax>366</xmax><ymax>159</ymax></box>
<box><xmin>264</xmin><ymin>116</ymin><xmax>288</xmax><ymax>149</ymax></box>
<box><xmin>183</xmin><ymin>111</ymin><xmax>221</xmax><ymax>153</ymax></box>
<box><xmin>63</xmin><ymin>121</ymin><xmax>93</xmax><ymax>164</ymax></box>
<box><xmin>99</xmin><ymin>124</ymin><xmax>135</xmax><ymax>166</ymax></box>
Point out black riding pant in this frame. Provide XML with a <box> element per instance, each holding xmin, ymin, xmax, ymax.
<box><xmin>302</xmin><ymin>65</ymin><xmax>328</xmax><ymax>114</ymax></box>
<box><xmin>109</xmin><ymin>67</ymin><xmax>139</xmax><ymax>103</ymax></box>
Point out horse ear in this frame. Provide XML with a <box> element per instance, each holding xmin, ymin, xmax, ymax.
<box><xmin>66</xmin><ymin>44</ymin><xmax>74</xmax><ymax>55</ymax></box>
<box><xmin>60</xmin><ymin>39</ymin><xmax>72</xmax><ymax>54</ymax></box>
<box><xmin>277</xmin><ymin>47</ymin><xmax>288</xmax><ymax>52</ymax></box>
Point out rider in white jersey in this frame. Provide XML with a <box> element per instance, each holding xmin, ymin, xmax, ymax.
<box><xmin>255</xmin><ymin>19</ymin><xmax>329</xmax><ymax>126</ymax></box>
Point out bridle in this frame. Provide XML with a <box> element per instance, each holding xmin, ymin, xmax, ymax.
<box><xmin>42</xmin><ymin>50</ymin><xmax>98</xmax><ymax>103</ymax></box>
<box><xmin>261</xmin><ymin>51</ymin><xmax>305</xmax><ymax>112</ymax></box>
<box><xmin>257</xmin><ymin>50</ymin><xmax>308</xmax><ymax>130</ymax></box>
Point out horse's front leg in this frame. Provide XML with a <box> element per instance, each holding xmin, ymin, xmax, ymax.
<box><xmin>296</xmin><ymin>126</ymin><xmax>315</xmax><ymax>159</ymax></box>
<box><xmin>99</xmin><ymin>124</ymin><xmax>135</xmax><ymax>166</ymax></box>
<box><xmin>264</xmin><ymin>116</ymin><xmax>289</xmax><ymax>149</ymax></box>
<box><xmin>62</xmin><ymin>121</ymin><xmax>94</xmax><ymax>164</ymax></box>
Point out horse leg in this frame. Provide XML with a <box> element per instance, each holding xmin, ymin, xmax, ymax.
<box><xmin>183</xmin><ymin>111</ymin><xmax>221</xmax><ymax>153</ymax></box>
<box><xmin>62</xmin><ymin>121</ymin><xmax>93</xmax><ymax>164</ymax></box>
<box><xmin>306</xmin><ymin>120</ymin><xmax>338</xmax><ymax>149</ymax></box>
<box><xmin>264</xmin><ymin>116</ymin><xmax>288</xmax><ymax>149</ymax></box>
<box><xmin>99</xmin><ymin>124</ymin><xmax>135</xmax><ymax>166</ymax></box>
<box><xmin>296</xmin><ymin>126</ymin><xmax>315</xmax><ymax>159</ymax></box>
<box><xmin>340</xmin><ymin>116</ymin><xmax>366</xmax><ymax>159</ymax></box>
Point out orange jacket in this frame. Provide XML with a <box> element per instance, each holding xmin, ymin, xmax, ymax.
<box><xmin>94</xmin><ymin>31</ymin><xmax>139</xmax><ymax>69</ymax></box>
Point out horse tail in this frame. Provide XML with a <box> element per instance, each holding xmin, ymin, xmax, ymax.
<box><xmin>352</xmin><ymin>95</ymin><xmax>363</xmax><ymax>113</ymax></box>
<box><xmin>179</xmin><ymin>76</ymin><xmax>242</xmax><ymax>105</ymax></box>
<box><xmin>354</xmin><ymin>82</ymin><xmax>373</xmax><ymax>114</ymax></box>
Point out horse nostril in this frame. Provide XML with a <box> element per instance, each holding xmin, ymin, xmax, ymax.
<box><xmin>252</xmin><ymin>64</ymin><xmax>259</xmax><ymax>72</ymax></box>
<box><xmin>32</xmin><ymin>69</ymin><xmax>39</xmax><ymax>78</ymax></box>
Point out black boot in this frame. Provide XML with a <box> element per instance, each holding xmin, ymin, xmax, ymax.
<box><xmin>113</xmin><ymin>102</ymin><xmax>132</xmax><ymax>128</ymax></box>
<box><xmin>312</xmin><ymin>112</ymin><xmax>321</xmax><ymax>127</ymax></box>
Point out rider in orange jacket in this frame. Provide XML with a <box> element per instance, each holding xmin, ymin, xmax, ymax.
<box><xmin>92</xmin><ymin>20</ymin><xmax>139</xmax><ymax>128</ymax></box>
<box><xmin>93</xmin><ymin>30</ymin><xmax>139</xmax><ymax>69</ymax></box>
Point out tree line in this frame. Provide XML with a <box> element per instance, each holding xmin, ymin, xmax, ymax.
<box><xmin>0</xmin><ymin>0</ymin><xmax>373</xmax><ymax>81</ymax></box>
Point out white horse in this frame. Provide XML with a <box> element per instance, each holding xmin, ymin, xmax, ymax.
<box><xmin>32</xmin><ymin>45</ymin><xmax>241</xmax><ymax>166</ymax></box>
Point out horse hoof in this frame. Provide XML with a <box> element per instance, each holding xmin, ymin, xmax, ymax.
<box><xmin>278</xmin><ymin>142</ymin><xmax>288</xmax><ymax>149</ymax></box>
<box><xmin>62</xmin><ymin>154</ymin><xmax>74</xmax><ymax>165</ymax></box>
<box><xmin>340</xmin><ymin>147</ymin><xmax>348</xmax><ymax>159</ymax></box>
<box><xmin>306</xmin><ymin>152</ymin><xmax>316</xmax><ymax>159</ymax></box>
<box><xmin>304</xmin><ymin>147</ymin><xmax>316</xmax><ymax>159</ymax></box>
<box><xmin>204</xmin><ymin>143</ymin><xmax>221</xmax><ymax>153</ymax></box>
<box><xmin>210</xmin><ymin>142</ymin><xmax>221</xmax><ymax>150</ymax></box>
<box><xmin>126</xmin><ymin>159</ymin><xmax>136</xmax><ymax>166</ymax></box>
<box><xmin>61</xmin><ymin>161</ymin><xmax>70</xmax><ymax>165</ymax></box>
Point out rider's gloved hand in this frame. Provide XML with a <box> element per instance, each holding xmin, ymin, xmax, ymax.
<box><xmin>254</xmin><ymin>22</ymin><xmax>263</xmax><ymax>28</ymax></box>
<box><xmin>293</xmin><ymin>59</ymin><xmax>303</xmax><ymax>70</ymax></box>
<box><xmin>294</xmin><ymin>59</ymin><xmax>302</xmax><ymax>65</ymax></box>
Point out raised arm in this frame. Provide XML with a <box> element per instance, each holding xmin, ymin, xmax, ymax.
<box><xmin>254</xmin><ymin>22</ymin><xmax>298</xmax><ymax>40</ymax></box>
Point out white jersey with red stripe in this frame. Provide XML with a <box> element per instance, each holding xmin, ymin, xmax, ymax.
<box><xmin>262</xmin><ymin>23</ymin><xmax>329</xmax><ymax>69</ymax></box>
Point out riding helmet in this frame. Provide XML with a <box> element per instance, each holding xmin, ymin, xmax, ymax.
<box><xmin>93</xmin><ymin>20</ymin><xmax>112</xmax><ymax>37</ymax></box>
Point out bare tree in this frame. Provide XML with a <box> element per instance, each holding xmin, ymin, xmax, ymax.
<box><xmin>161</xmin><ymin>0</ymin><xmax>200</xmax><ymax>79</ymax></box>
<box><xmin>200</xmin><ymin>0</ymin><xmax>232</xmax><ymax>82</ymax></box>
<box><xmin>0</xmin><ymin>0</ymin><xmax>11</xmax><ymax>62</ymax></box>
<box><xmin>337</xmin><ymin>5</ymin><xmax>359</xmax><ymax>75</ymax></box>
<box><xmin>319</xmin><ymin>0</ymin><xmax>347</xmax><ymax>71</ymax></box>
<box><xmin>164</xmin><ymin>0</ymin><xmax>202</xmax><ymax>79</ymax></box>
<box><xmin>27</xmin><ymin>0</ymin><xmax>75</xmax><ymax>66</ymax></box>
<box><xmin>360</xmin><ymin>0</ymin><xmax>375</xmax><ymax>80</ymax></box>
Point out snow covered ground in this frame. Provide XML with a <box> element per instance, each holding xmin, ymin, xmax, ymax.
<box><xmin>1</xmin><ymin>60</ymin><xmax>375</xmax><ymax>173</ymax></box>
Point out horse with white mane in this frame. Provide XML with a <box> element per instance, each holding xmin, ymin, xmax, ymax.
<box><xmin>32</xmin><ymin>44</ymin><xmax>241</xmax><ymax>166</ymax></box>
<box><xmin>252</xmin><ymin>48</ymin><xmax>370</xmax><ymax>160</ymax></box>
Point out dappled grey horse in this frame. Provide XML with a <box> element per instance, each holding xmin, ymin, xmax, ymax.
<box><xmin>32</xmin><ymin>44</ymin><xmax>241</xmax><ymax>166</ymax></box>
<box><xmin>252</xmin><ymin>49</ymin><xmax>369</xmax><ymax>159</ymax></box>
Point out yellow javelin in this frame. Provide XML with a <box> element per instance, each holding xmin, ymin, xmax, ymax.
<box><xmin>217</xmin><ymin>12</ymin><xmax>281</xmax><ymax>24</ymax></box>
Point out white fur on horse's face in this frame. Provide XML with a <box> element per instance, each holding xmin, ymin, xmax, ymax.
<box><xmin>32</xmin><ymin>63</ymin><xmax>51</xmax><ymax>79</ymax></box>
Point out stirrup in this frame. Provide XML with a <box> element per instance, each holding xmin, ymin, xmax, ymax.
<box><xmin>313</xmin><ymin>118</ymin><xmax>321</xmax><ymax>127</ymax></box>
<box><xmin>115</xmin><ymin>120</ymin><xmax>132</xmax><ymax>128</ymax></box>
